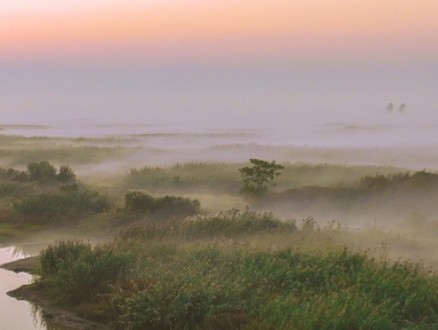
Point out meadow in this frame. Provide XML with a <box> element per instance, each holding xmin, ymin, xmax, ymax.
<box><xmin>1</xmin><ymin>135</ymin><xmax>438</xmax><ymax>329</ymax></box>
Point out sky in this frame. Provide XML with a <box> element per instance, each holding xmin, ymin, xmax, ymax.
<box><xmin>0</xmin><ymin>0</ymin><xmax>437</xmax><ymax>129</ymax></box>
<box><xmin>1</xmin><ymin>0</ymin><xmax>437</xmax><ymax>62</ymax></box>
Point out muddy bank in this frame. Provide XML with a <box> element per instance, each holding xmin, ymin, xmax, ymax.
<box><xmin>1</xmin><ymin>256</ymin><xmax>39</xmax><ymax>274</ymax></box>
<box><xmin>8</xmin><ymin>285</ymin><xmax>108</xmax><ymax>330</ymax></box>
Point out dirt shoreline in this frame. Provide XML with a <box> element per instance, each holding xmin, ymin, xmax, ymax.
<box><xmin>1</xmin><ymin>257</ymin><xmax>108</xmax><ymax>330</ymax></box>
<box><xmin>1</xmin><ymin>256</ymin><xmax>40</xmax><ymax>273</ymax></box>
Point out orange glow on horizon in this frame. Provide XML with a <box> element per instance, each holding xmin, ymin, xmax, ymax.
<box><xmin>1</xmin><ymin>1</ymin><xmax>437</xmax><ymax>61</ymax></box>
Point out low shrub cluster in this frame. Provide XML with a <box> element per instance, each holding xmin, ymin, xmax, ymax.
<box><xmin>124</xmin><ymin>191</ymin><xmax>200</xmax><ymax>219</ymax></box>
<box><xmin>360</xmin><ymin>171</ymin><xmax>438</xmax><ymax>191</ymax></box>
<box><xmin>0</xmin><ymin>167</ymin><xmax>28</xmax><ymax>182</ymax></box>
<box><xmin>13</xmin><ymin>187</ymin><xmax>109</xmax><ymax>223</ymax></box>
<box><xmin>0</xmin><ymin>161</ymin><xmax>76</xmax><ymax>184</ymax></box>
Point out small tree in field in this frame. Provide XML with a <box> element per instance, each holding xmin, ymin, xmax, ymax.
<box><xmin>239</xmin><ymin>159</ymin><xmax>284</xmax><ymax>195</ymax></box>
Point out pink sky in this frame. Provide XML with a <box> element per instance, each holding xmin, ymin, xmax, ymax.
<box><xmin>1</xmin><ymin>0</ymin><xmax>437</xmax><ymax>63</ymax></box>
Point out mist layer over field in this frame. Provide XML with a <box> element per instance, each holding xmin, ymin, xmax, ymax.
<box><xmin>1</xmin><ymin>61</ymin><xmax>437</xmax><ymax>139</ymax></box>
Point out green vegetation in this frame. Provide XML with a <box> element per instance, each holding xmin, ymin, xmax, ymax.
<box><xmin>113</xmin><ymin>248</ymin><xmax>438</xmax><ymax>330</ymax></box>
<box><xmin>1</xmin><ymin>161</ymin><xmax>76</xmax><ymax>183</ymax></box>
<box><xmin>13</xmin><ymin>188</ymin><xmax>110</xmax><ymax>224</ymax></box>
<box><xmin>39</xmin><ymin>241</ymin><xmax>131</xmax><ymax>304</ymax></box>
<box><xmin>124</xmin><ymin>163</ymin><xmax>242</xmax><ymax>193</ymax></box>
<box><xmin>33</xmin><ymin>213</ymin><xmax>438</xmax><ymax>329</ymax></box>
<box><xmin>239</xmin><ymin>158</ymin><xmax>284</xmax><ymax>195</ymax></box>
<box><xmin>0</xmin><ymin>162</ymin><xmax>110</xmax><ymax>233</ymax></box>
<box><xmin>0</xmin><ymin>133</ymin><xmax>136</xmax><ymax>169</ymax></box>
<box><xmin>57</xmin><ymin>165</ymin><xmax>76</xmax><ymax>183</ymax></box>
<box><xmin>123</xmin><ymin>162</ymin><xmax>401</xmax><ymax>195</ymax></box>
<box><xmin>271</xmin><ymin>171</ymin><xmax>438</xmax><ymax>204</ymax></box>
<box><xmin>178</xmin><ymin>208</ymin><xmax>296</xmax><ymax>238</ymax></box>
<box><xmin>2</xmin><ymin>154</ymin><xmax>438</xmax><ymax>329</ymax></box>
<box><xmin>123</xmin><ymin>191</ymin><xmax>201</xmax><ymax>219</ymax></box>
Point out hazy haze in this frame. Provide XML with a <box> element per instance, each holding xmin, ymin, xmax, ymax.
<box><xmin>0</xmin><ymin>0</ymin><xmax>437</xmax><ymax>152</ymax></box>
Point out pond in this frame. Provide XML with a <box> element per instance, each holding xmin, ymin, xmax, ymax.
<box><xmin>0</xmin><ymin>245</ymin><xmax>47</xmax><ymax>330</ymax></box>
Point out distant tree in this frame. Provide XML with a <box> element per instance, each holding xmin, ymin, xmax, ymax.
<box><xmin>57</xmin><ymin>165</ymin><xmax>76</xmax><ymax>183</ymax></box>
<box><xmin>27</xmin><ymin>161</ymin><xmax>57</xmax><ymax>182</ymax></box>
<box><xmin>386</xmin><ymin>102</ymin><xmax>394</xmax><ymax>113</ymax></box>
<box><xmin>399</xmin><ymin>103</ymin><xmax>406</xmax><ymax>113</ymax></box>
<box><xmin>239</xmin><ymin>159</ymin><xmax>284</xmax><ymax>195</ymax></box>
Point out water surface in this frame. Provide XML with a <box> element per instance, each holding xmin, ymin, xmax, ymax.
<box><xmin>0</xmin><ymin>246</ymin><xmax>45</xmax><ymax>330</ymax></box>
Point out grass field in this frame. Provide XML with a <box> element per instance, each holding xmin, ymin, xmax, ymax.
<box><xmin>0</xmin><ymin>146</ymin><xmax>438</xmax><ymax>329</ymax></box>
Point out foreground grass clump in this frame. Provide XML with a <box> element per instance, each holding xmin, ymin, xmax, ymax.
<box><xmin>114</xmin><ymin>248</ymin><xmax>438</xmax><ymax>329</ymax></box>
<box><xmin>39</xmin><ymin>241</ymin><xmax>131</xmax><ymax>304</ymax></box>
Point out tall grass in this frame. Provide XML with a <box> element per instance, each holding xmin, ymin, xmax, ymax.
<box><xmin>39</xmin><ymin>241</ymin><xmax>131</xmax><ymax>304</ymax></box>
<box><xmin>124</xmin><ymin>163</ymin><xmax>241</xmax><ymax>193</ymax></box>
<box><xmin>117</xmin><ymin>208</ymin><xmax>296</xmax><ymax>240</ymax></box>
<box><xmin>113</xmin><ymin>247</ymin><xmax>438</xmax><ymax>329</ymax></box>
<box><xmin>32</xmin><ymin>210</ymin><xmax>438</xmax><ymax>329</ymax></box>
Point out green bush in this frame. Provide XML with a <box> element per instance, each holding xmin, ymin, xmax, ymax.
<box><xmin>124</xmin><ymin>191</ymin><xmax>200</xmax><ymax>219</ymax></box>
<box><xmin>124</xmin><ymin>191</ymin><xmax>156</xmax><ymax>215</ymax></box>
<box><xmin>0</xmin><ymin>162</ymin><xmax>76</xmax><ymax>184</ymax></box>
<box><xmin>40</xmin><ymin>240</ymin><xmax>92</xmax><ymax>276</ymax></box>
<box><xmin>57</xmin><ymin>165</ymin><xmax>76</xmax><ymax>183</ymax></box>
<box><xmin>154</xmin><ymin>195</ymin><xmax>200</xmax><ymax>219</ymax></box>
<box><xmin>13</xmin><ymin>188</ymin><xmax>110</xmax><ymax>223</ymax></box>
<box><xmin>27</xmin><ymin>161</ymin><xmax>57</xmax><ymax>182</ymax></box>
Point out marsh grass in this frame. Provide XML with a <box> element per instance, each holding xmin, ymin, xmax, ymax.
<box><xmin>124</xmin><ymin>163</ymin><xmax>242</xmax><ymax>193</ymax></box>
<box><xmin>3</xmin><ymin>155</ymin><xmax>438</xmax><ymax>328</ymax></box>
<box><xmin>33</xmin><ymin>209</ymin><xmax>438</xmax><ymax>329</ymax></box>
<box><xmin>114</xmin><ymin>247</ymin><xmax>438</xmax><ymax>330</ymax></box>
<box><xmin>39</xmin><ymin>241</ymin><xmax>132</xmax><ymax>304</ymax></box>
<box><xmin>123</xmin><ymin>162</ymin><xmax>401</xmax><ymax>194</ymax></box>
